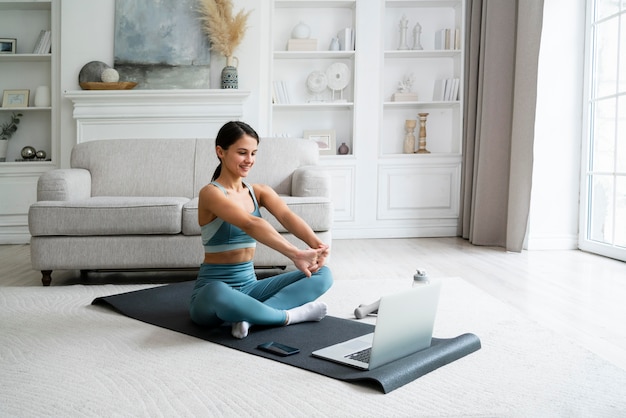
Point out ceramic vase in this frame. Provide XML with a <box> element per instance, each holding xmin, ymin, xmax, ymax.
<box><xmin>338</xmin><ymin>142</ymin><xmax>349</xmax><ymax>155</ymax></box>
<box><xmin>221</xmin><ymin>56</ymin><xmax>239</xmax><ymax>89</ymax></box>
<box><xmin>403</xmin><ymin>119</ymin><xmax>417</xmax><ymax>154</ymax></box>
<box><xmin>0</xmin><ymin>140</ymin><xmax>8</xmax><ymax>162</ymax></box>
<box><xmin>34</xmin><ymin>86</ymin><xmax>51</xmax><ymax>107</ymax></box>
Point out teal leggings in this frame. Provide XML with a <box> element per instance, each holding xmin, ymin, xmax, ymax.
<box><xmin>189</xmin><ymin>261</ymin><xmax>333</xmax><ymax>328</ymax></box>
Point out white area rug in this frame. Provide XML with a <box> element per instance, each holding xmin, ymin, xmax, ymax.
<box><xmin>1</xmin><ymin>277</ymin><xmax>625</xmax><ymax>417</ymax></box>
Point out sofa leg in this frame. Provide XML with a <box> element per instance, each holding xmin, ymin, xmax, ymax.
<box><xmin>41</xmin><ymin>270</ymin><xmax>52</xmax><ymax>286</ymax></box>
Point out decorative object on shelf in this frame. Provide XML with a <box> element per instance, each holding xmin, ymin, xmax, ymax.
<box><xmin>287</xmin><ymin>21</ymin><xmax>316</xmax><ymax>51</ymax></box>
<box><xmin>0</xmin><ymin>112</ymin><xmax>22</xmax><ymax>161</ymax></box>
<box><xmin>79</xmin><ymin>61</ymin><xmax>112</xmax><ymax>83</ymax></box>
<box><xmin>329</xmin><ymin>37</ymin><xmax>340</xmax><ymax>51</ymax></box>
<box><xmin>392</xmin><ymin>73</ymin><xmax>418</xmax><ymax>102</ymax></box>
<box><xmin>326</xmin><ymin>62</ymin><xmax>350</xmax><ymax>102</ymax></box>
<box><xmin>416</xmin><ymin>113</ymin><xmax>430</xmax><ymax>154</ymax></box>
<box><xmin>0</xmin><ymin>141</ymin><xmax>7</xmax><ymax>162</ymax></box>
<box><xmin>34</xmin><ymin>86</ymin><xmax>51</xmax><ymax>108</ymax></box>
<box><xmin>221</xmin><ymin>56</ymin><xmax>239</xmax><ymax>89</ymax></box>
<box><xmin>397</xmin><ymin>14</ymin><xmax>410</xmax><ymax>50</ymax></box>
<box><xmin>306</xmin><ymin>70</ymin><xmax>328</xmax><ymax>102</ymax></box>
<box><xmin>291</xmin><ymin>21</ymin><xmax>311</xmax><ymax>39</ymax></box>
<box><xmin>338</xmin><ymin>142</ymin><xmax>350</xmax><ymax>155</ymax></box>
<box><xmin>2</xmin><ymin>90</ymin><xmax>29</xmax><ymax>108</ymax></box>
<box><xmin>20</xmin><ymin>146</ymin><xmax>36</xmax><ymax>160</ymax></box>
<box><xmin>403</xmin><ymin>119</ymin><xmax>417</xmax><ymax>154</ymax></box>
<box><xmin>78</xmin><ymin>61</ymin><xmax>137</xmax><ymax>90</ymax></box>
<box><xmin>101</xmin><ymin>68</ymin><xmax>120</xmax><ymax>83</ymax></box>
<box><xmin>198</xmin><ymin>0</ymin><xmax>251</xmax><ymax>89</ymax></box>
<box><xmin>287</xmin><ymin>38</ymin><xmax>317</xmax><ymax>51</ymax></box>
<box><xmin>36</xmin><ymin>150</ymin><xmax>47</xmax><ymax>160</ymax></box>
<box><xmin>79</xmin><ymin>82</ymin><xmax>138</xmax><ymax>90</ymax></box>
<box><xmin>412</xmin><ymin>22</ymin><xmax>423</xmax><ymax>50</ymax></box>
<box><xmin>0</xmin><ymin>38</ymin><xmax>17</xmax><ymax>54</ymax></box>
<box><xmin>304</xmin><ymin>129</ymin><xmax>336</xmax><ymax>155</ymax></box>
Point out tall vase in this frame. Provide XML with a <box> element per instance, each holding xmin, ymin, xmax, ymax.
<box><xmin>221</xmin><ymin>56</ymin><xmax>239</xmax><ymax>89</ymax></box>
<box><xmin>416</xmin><ymin>112</ymin><xmax>430</xmax><ymax>154</ymax></box>
<box><xmin>403</xmin><ymin>119</ymin><xmax>416</xmax><ymax>154</ymax></box>
<box><xmin>0</xmin><ymin>140</ymin><xmax>8</xmax><ymax>162</ymax></box>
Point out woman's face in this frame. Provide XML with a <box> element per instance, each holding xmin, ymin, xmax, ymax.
<box><xmin>218</xmin><ymin>134</ymin><xmax>258</xmax><ymax>178</ymax></box>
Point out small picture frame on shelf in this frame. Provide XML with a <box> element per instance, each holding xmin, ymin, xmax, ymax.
<box><xmin>304</xmin><ymin>129</ymin><xmax>336</xmax><ymax>155</ymax></box>
<box><xmin>2</xmin><ymin>89</ymin><xmax>30</xmax><ymax>108</ymax></box>
<box><xmin>0</xmin><ymin>38</ymin><xmax>17</xmax><ymax>54</ymax></box>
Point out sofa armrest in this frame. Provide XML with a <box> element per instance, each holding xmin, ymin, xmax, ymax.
<box><xmin>291</xmin><ymin>165</ymin><xmax>331</xmax><ymax>198</ymax></box>
<box><xmin>37</xmin><ymin>169</ymin><xmax>92</xmax><ymax>201</ymax></box>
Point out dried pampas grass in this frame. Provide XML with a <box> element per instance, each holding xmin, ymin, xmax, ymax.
<box><xmin>198</xmin><ymin>0</ymin><xmax>251</xmax><ymax>58</ymax></box>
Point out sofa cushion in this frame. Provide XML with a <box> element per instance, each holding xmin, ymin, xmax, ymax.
<box><xmin>182</xmin><ymin>198</ymin><xmax>200</xmax><ymax>235</ymax></box>
<box><xmin>29</xmin><ymin>197</ymin><xmax>189</xmax><ymax>236</ymax></box>
<box><xmin>262</xmin><ymin>196</ymin><xmax>333</xmax><ymax>233</ymax></box>
<box><xmin>181</xmin><ymin>196</ymin><xmax>332</xmax><ymax>236</ymax></box>
<box><xmin>71</xmin><ymin>139</ymin><xmax>198</xmax><ymax>197</ymax></box>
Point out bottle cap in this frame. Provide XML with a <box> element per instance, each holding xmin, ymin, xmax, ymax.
<box><xmin>413</xmin><ymin>268</ymin><xmax>429</xmax><ymax>282</ymax></box>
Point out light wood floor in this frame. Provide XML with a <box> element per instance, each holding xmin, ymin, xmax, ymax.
<box><xmin>2</xmin><ymin>237</ymin><xmax>625</xmax><ymax>371</ymax></box>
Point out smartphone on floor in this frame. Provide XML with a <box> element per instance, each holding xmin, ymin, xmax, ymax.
<box><xmin>257</xmin><ymin>341</ymin><xmax>300</xmax><ymax>356</ymax></box>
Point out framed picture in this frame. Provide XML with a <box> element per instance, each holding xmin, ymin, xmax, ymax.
<box><xmin>0</xmin><ymin>38</ymin><xmax>17</xmax><ymax>54</ymax></box>
<box><xmin>304</xmin><ymin>129</ymin><xmax>336</xmax><ymax>155</ymax></box>
<box><xmin>2</xmin><ymin>90</ymin><xmax>30</xmax><ymax>108</ymax></box>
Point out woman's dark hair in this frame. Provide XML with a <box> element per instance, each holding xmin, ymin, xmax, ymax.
<box><xmin>212</xmin><ymin>121</ymin><xmax>260</xmax><ymax>181</ymax></box>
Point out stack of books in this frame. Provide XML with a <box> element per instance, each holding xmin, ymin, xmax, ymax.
<box><xmin>272</xmin><ymin>81</ymin><xmax>291</xmax><ymax>104</ymax></box>
<box><xmin>32</xmin><ymin>30</ymin><xmax>51</xmax><ymax>54</ymax></box>
<box><xmin>434</xmin><ymin>28</ymin><xmax>461</xmax><ymax>50</ymax></box>
<box><xmin>337</xmin><ymin>27</ymin><xmax>355</xmax><ymax>51</ymax></box>
<box><xmin>432</xmin><ymin>78</ymin><xmax>460</xmax><ymax>101</ymax></box>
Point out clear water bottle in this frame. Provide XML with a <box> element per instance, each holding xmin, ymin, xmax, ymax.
<box><xmin>413</xmin><ymin>268</ymin><xmax>429</xmax><ymax>286</ymax></box>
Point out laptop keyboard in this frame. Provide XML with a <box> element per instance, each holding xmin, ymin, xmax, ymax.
<box><xmin>346</xmin><ymin>347</ymin><xmax>371</xmax><ymax>363</ymax></box>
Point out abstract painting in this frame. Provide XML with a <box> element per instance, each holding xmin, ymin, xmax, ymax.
<box><xmin>114</xmin><ymin>0</ymin><xmax>212</xmax><ymax>89</ymax></box>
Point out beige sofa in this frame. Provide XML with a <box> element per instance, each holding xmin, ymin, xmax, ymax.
<box><xmin>28</xmin><ymin>137</ymin><xmax>332</xmax><ymax>286</ymax></box>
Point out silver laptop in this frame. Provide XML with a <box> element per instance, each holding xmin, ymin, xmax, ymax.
<box><xmin>312</xmin><ymin>280</ymin><xmax>442</xmax><ymax>370</ymax></box>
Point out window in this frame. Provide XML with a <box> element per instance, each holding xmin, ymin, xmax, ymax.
<box><xmin>580</xmin><ymin>0</ymin><xmax>626</xmax><ymax>261</ymax></box>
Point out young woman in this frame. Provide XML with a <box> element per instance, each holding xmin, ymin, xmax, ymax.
<box><xmin>189</xmin><ymin>121</ymin><xmax>333</xmax><ymax>338</ymax></box>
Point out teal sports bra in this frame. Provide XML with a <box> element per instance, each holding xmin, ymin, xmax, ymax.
<box><xmin>201</xmin><ymin>181</ymin><xmax>262</xmax><ymax>254</ymax></box>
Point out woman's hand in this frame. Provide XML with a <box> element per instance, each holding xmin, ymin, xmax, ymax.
<box><xmin>314</xmin><ymin>243</ymin><xmax>330</xmax><ymax>270</ymax></box>
<box><xmin>292</xmin><ymin>247</ymin><xmax>327</xmax><ymax>277</ymax></box>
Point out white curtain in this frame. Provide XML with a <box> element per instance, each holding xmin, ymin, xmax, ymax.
<box><xmin>460</xmin><ymin>0</ymin><xmax>545</xmax><ymax>252</ymax></box>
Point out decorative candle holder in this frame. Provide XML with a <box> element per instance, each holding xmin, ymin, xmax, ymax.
<box><xmin>403</xmin><ymin>119</ymin><xmax>417</xmax><ymax>154</ymax></box>
<box><xmin>416</xmin><ymin>112</ymin><xmax>430</xmax><ymax>154</ymax></box>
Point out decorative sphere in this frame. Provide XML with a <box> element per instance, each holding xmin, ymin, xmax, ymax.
<box><xmin>291</xmin><ymin>21</ymin><xmax>311</xmax><ymax>39</ymax></box>
<box><xmin>21</xmin><ymin>146</ymin><xmax>37</xmax><ymax>159</ymax></box>
<box><xmin>101</xmin><ymin>68</ymin><xmax>120</xmax><ymax>83</ymax></box>
<box><xmin>36</xmin><ymin>150</ymin><xmax>47</xmax><ymax>159</ymax></box>
<box><xmin>78</xmin><ymin>61</ymin><xmax>111</xmax><ymax>83</ymax></box>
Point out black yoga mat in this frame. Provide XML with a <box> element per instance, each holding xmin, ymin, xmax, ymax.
<box><xmin>92</xmin><ymin>281</ymin><xmax>481</xmax><ymax>393</ymax></box>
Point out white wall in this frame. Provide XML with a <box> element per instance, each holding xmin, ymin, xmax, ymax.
<box><xmin>526</xmin><ymin>0</ymin><xmax>586</xmax><ymax>250</ymax></box>
<box><xmin>58</xmin><ymin>0</ymin><xmax>266</xmax><ymax>168</ymax></box>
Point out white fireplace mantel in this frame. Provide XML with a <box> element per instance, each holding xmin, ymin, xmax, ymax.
<box><xmin>65</xmin><ymin>89</ymin><xmax>250</xmax><ymax>143</ymax></box>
